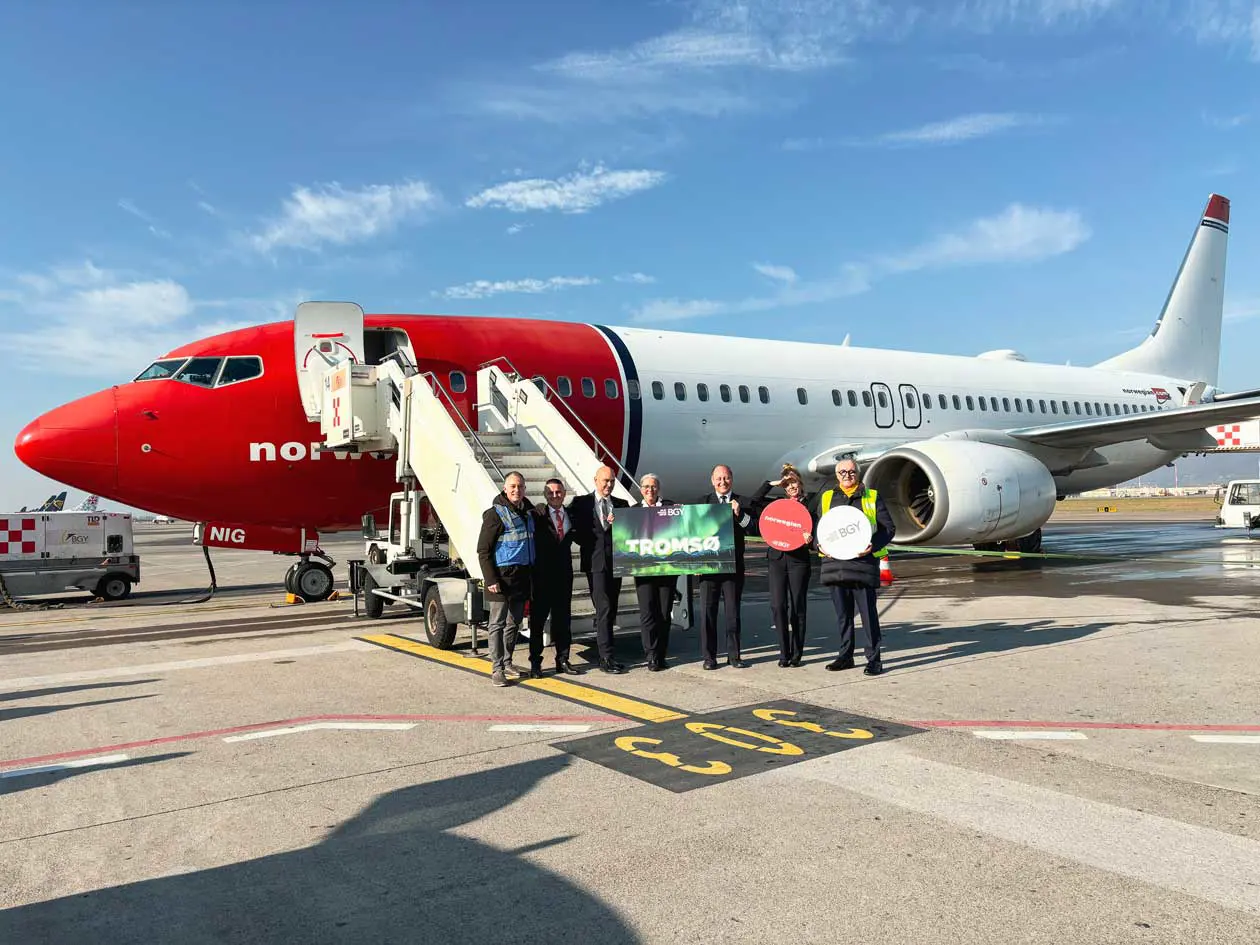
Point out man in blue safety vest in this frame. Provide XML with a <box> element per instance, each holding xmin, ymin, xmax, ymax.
<box><xmin>810</xmin><ymin>457</ymin><xmax>895</xmax><ymax>676</ymax></box>
<box><xmin>476</xmin><ymin>470</ymin><xmax>537</xmax><ymax>687</ymax></box>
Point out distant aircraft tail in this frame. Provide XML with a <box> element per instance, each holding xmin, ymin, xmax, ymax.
<box><xmin>73</xmin><ymin>494</ymin><xmax>100</xmax><ymax>512</ymax></box>
<box><xmin>36</xmin><ymin>491</ymin><xmax>67</xmax><ymax>511</ymax></box>
<box><xmin>1095</xmin><ymin>194</ymin><xmax>1229</xmax><ymax>385</ymax></box>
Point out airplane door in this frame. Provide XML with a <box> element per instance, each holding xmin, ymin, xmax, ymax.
<box><xmin>870</xmin><ymin>382</ymin><xmax>895</xmax><ymax>429</ymax></box>
<box><xmin>899</xmin><ymin>384</ymin><xmax>922</xmax><ymax>429</ymax></box>
<box><xmin>294</xmin><ymin>301</ymin><xmax>366</xmax><ymax>421</ymax></box>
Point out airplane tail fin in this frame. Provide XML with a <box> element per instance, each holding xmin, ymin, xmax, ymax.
<box><xmin>37</xmin><ymin>491</ymin><xmax>67</xmax><ymax>511</ymax></box>
<box><xmin>1095</xmin><ymin>194</ymin><xmax>1229</xmax><ymax>385</ymax></box>
<box><xmin>73</xmin><ymin>494</ymin><xmax>100</xmax><ymax>512</ymax></box>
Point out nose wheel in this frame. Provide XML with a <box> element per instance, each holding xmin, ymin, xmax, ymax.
<box><xmin>283</xmin><ymin>554</ymin><xmax>338</xmax><ymax>602</ymax></box>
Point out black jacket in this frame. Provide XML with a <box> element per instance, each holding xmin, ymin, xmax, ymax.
<box><xmin>568</xmin><ymin>491</ymin><xmax>630</xmax><ymax>574</ymax></box>
<box><xmin>808</xmin><ymin>484</ymin><xmax>895</xmax><ymax>588</ymax></box>
<box><xmin>476</xmin><ymin>493</ymin><xmax>536</xmax><ymax>601</ymax></box>
<box><xmin>751</xmin><ymin>481</ymin><xmax>818</xmax><ymax>564</ymax></box>
<box><xmin>530</xmin><ymin>502</ymin><xmax>575</xmax><ymax>578</ymax></box>
<box><xmin>695</xmin><ymin>490</ymin><xmax>756</xmax><ymax>578</ymax></box>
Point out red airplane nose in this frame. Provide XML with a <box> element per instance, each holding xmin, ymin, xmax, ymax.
<box><xmin>14</xmin><ymin>390</ymin><xmax>120</xmax><ymax>494</ymax></box>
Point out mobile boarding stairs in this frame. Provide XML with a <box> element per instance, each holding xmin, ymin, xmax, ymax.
<box><xmin>298</xmin><ymin>301</ymin><xmax>684</xmax><ymax>653</ymax></box>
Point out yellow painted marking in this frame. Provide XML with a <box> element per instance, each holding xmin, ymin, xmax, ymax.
<box><xmin>614</xmin><ymin>735</ymin><xmax>732</xmax><ymax>776</ymax></box>
<box><xmin>361</xmin><ymin>633</ymin><xmax>687</xmax><ymax>724</ymax></box>
<box><xmin>752</xmin><ymin>708</ymin><xmax>874</xmax><ymax>740</ymax></box>
<box><xmin>685</xmin><ymin>722</ymin><xmax>804</xmax><ymax>756</ymax></box>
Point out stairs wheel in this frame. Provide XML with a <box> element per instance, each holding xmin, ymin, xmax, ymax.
<box><xmin>424</xmin><ymin>584</ymin><xmax>457</xmax><ymax>649</ymax></box>
<box><xmin>363</xmin><ymin>569</ymin><xmax>384</xmax><ymax>619</ymax></box>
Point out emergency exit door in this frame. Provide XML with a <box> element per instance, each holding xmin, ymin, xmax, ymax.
<box><xmin>899</xmin><ymin>384</ymin><xmax>922</xmax><ymax>429</ymax></box>
<box><xmin>870</xmin><ymin>382</ymin><xmax>895</xmax><ymax>428</ymax></box>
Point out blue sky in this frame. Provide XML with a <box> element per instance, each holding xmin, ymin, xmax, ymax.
<box><xmin>2</xmin><ymin>0</ymin><xmax>1259</xmax><ymax>507</ymax></box>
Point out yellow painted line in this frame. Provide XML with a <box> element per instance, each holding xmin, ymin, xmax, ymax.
<box><xmin>360</xmin><ymin>633</ymin><xmax>688</xmax><ymax>724</ymax></box>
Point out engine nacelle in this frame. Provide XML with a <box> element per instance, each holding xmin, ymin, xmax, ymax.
<box><xmin>864</xmin><ymin>440</ymin><xmax>1057</xmax><ymax>545</ymax></box>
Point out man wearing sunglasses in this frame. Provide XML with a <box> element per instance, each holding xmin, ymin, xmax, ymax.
<box><xmin>811</xmin><ymin>458</ymin><xmax>895</xmax><ymax>676</ymax></box>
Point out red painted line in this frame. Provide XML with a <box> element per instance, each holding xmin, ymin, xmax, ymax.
<box><xmin>911</xmin><ymin>719</ymin><xmax>1260</xmax><ymax>733</ymax></box>
<box><xmin>0</xmin><ymin>712</ymin><xmax>622</xmax><ymax>771</ymax></box>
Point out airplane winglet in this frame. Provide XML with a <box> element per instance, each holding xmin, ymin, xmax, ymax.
<box><xmin>1205</xmin><ymin>194</ymin><xmax>1229</xmax><ymax>225</ymax></box>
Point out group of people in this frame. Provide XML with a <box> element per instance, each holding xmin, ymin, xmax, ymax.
<box><xmin>474</xmin><ymin>459</ymin><xmax>894</xmax><ymax>688</ymax></box>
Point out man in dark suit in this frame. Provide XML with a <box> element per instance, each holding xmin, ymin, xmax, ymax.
<box><xmin>567</xmin><ymin>465</ymin><xmax>630</xmax><ymax>674</ymax></box>
<box><xmin>696</xmin><ymin>463</ymin><xmax>753</xmax><ymax>669</ymax></box>
<box><xmin>633</xmin><ymin>472</ymin><xmax>676</xmax><ymax>671</ymax></box>
<box><xmin>528</xmin><ymin>477</ymin><xmax>583</xmax><ymax>678</ymax></box>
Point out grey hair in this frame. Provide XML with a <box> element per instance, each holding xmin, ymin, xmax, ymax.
<box><xmin>639</xmin><ymin>472</ymin><xmax>661</xmax><ymax>488</ymax></box>
<box><xmin>503</xmin><ymin>470</ymin><xmax>525</xmax><ymax>485</ymax></box>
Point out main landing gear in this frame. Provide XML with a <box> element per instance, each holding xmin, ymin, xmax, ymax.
<box><xmin>974</xmin><ymin>527</ymin><xmax>1044</xmax><ymax>555</ymax></box>
<box><xmin>283</xmin><ymin>551</ymin><xmax>338</xmax><ymax>602</ymax></box>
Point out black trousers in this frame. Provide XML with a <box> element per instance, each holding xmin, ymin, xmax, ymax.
<box><xmin>635</xmin><ymin>576</ymin><xmax>674</xmax><ymax>665</ymax></box>
<box><xmin>530</xmin><ymin>572</ymin><xmax>573</xmax><ymax>665</ymax></box>
<box><xmin>700</xmin><ymin>574</ymin><xmax>743</xmax><ymax>663</ymax></box>
<box><xmin>769</xmin><ymin>555</ymin><xmax>811</xmax><ymax>664</ymax></box>
<box><xmin>586</xmin><ymin>568</ymin><xmax>621</xmax><ymax>663</ymax></box>
<box><xmin>829</xmin><ymin>585</ymin><xmax>881</xmax><ymax>664</ymax></box>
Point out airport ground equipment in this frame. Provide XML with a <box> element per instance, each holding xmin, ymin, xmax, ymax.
<box><xmin>0</xmin><ymin>510</ymin><xmax>139</xmax><ymax>603</ymax></box>
<box><xmin>298</xmin><ymin>302</ymin><xmax>654</xmax><ymax>649</ymax></box>
<box><xmin>1215</xmin><ymin>479</ymin><xmax>1260</xmax><ymax>532</ymax></box>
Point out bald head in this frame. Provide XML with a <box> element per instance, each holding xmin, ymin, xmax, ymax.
<box><xmin>594</xmin><ymin>465</ymin><xmax>615</xmax><ymax>498</ymax></box>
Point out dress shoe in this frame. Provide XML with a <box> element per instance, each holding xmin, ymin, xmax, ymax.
<box><xmin>777</xmin><ymin>659</ymin><xmax>789</xmax><ymax>668</ymax></box>
<box><xmin>826</xmin><ymin>657</ymin><xmax>855</xmax><ymax>672</ymax></box>
<box><xmin>702</xmin><ymin>660</ymin><xmax>719</xmax><ymax>670</ymax></box>
<box><xmin>789</xmin><ymin>657</ymin><xmax>802</xmax><ymax>667</ymax></box>
<box><xmin>528</xmin><ymin>664</ymin><xmax>543</xmax><ymax>679</ymax></box>
<box><xmin>863</xmin><ymin>662</ymin><xmax>883</xmax><ymax>676</ymax></box>
<box><xmin>647</xmin><ymin>662</ymin><xmax>662</xmax><ymax>672</ymax></box>
<box><xmin>599</xmin><ymin>661</ymin><xmax>625</xmax><ymax>674</ymax></box>
<box><xmin>728</xmin><ymin>658</ymin><xmax>750</xmax><ymax>669</ymax></box>
<box><xmin>657</xmin><ymin>658</ymin><xmax>670</xmax><ymax>670</ymax></box>
<box><xmin>555</xmin><ymin>660</ymin><xmax>583</xmax><ymax>675</ymax></box>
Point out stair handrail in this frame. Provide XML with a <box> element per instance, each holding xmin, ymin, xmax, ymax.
<box><xmin>411</xmin><ymin>369</ymin><xmax>507</xmax><ymax>485</ymax></box>
<box><xmin>477</xmin><ymin>355</ymin><xmax>642</xmax><ymax>499</ymax></box>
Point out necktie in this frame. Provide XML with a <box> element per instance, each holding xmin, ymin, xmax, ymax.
<box><xmin>600</xmin><ymin>498</ymin><xmax>610</xmax><ymax>528</ymax></box>
<box><xmin>720</xmin><ymin>494</ymin><xmax>729</xmax><ymax>504</ymax></box>
<box><xmin>553</xmin><ymin>508</ymin><xmax>564</xmax><ymax>539</ymax></box>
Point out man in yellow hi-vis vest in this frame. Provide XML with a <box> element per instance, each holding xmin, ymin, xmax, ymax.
<box><xmin>808</xmin><ymin>458</ymin><xmax>895</xmax><ymax>676</ymax></box>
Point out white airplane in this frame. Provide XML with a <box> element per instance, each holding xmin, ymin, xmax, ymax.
<box><xmin>16</xmin><ymin>194</ymin><xmax>1260</xmax><ymax>574</ymax></box>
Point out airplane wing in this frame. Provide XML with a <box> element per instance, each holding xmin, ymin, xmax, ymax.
<box><xmin>1007</xmin><ymin>395</ymin><xmax>1260</xmax><ymax>451</ymax></box>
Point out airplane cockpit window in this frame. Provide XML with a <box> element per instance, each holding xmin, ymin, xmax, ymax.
<box><xmin>174</xmin><ymin>357</ymin><xmax>223</xmax><ymax>387</ymax></box>
<box><xmin>216</xmin><ymin>356</ymin><xmax>263</xmax><ymax>387</ymax></box>
<box><xmin>135</xmin><ymin>358</ymin><xmax>188</xmax><ymax>381</ymax></box>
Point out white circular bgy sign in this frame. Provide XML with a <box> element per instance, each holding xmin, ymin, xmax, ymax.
<box><xmin>816</xmin><ymin>505</ymin><xmax>872</xmax><ymax>560</ymax></box>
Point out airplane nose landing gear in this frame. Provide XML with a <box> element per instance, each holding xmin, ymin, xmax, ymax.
<box><xmin>283</xmin><ymin>552</ymin><xmax>338</xmax><ymax>602</ymax></box>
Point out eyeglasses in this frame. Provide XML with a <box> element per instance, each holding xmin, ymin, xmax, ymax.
<box><xmin>838</xmin><ymin>470</ymin><xmax>859</xmax><ymax>478</ymax></box>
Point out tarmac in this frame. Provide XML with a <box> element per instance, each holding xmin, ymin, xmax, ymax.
<box><xmin>1</xmin><ymin>514</ymin><xmax>1258</xmax><ymax>943</ymax></box>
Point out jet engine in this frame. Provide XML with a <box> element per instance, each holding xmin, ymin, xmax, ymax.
<box><xmin>864</xmin><ymin>440</ymin><xmax>1057</xmax><ymax>546</ymax></box>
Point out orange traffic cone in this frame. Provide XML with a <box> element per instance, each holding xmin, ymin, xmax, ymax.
<box><xmin>879</xmin><ymin>557</ymin><xmax>894</xmax><ymax>586</ymax></box>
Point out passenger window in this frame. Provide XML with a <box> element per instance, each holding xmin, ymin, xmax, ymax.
<box><xmin>720</xmin><ymin>384</ymin><xmax>731</xmax><ymax>402</ymax></box>
<box><xmin>1094</xmin><ymin>402</ymin><xmax>1102</xmax><ymax>415</ymax></box>
<box><xmin>697</xmin><ymin>383</ymin><xmax>710</xmax><ymax>402</ymax></box>
<box><xmin>1073</xmin><ymin>402</ymin><xmax>1081</xmax><ymax>415</ymax></box>
<box><xmin>738</xmin><ymin>385</ymin><xmax>750</xmax><ymax>403</ymax></box>
<box><xmin>605</xmin><ymin>379</ymin><xmax>619</xmax><ymax>399</ymax></box>
<box><xmin>832</xmin><ymin>389</ymin><xmax>842</xmax><ymax>406</ymax></box>
<box><xmin>174</xmin><ymin>357</ymin><xmax>222</xmax><ymax>388</ymax></box>
<box><xmin>1001</xmin><ymin>397</ymin><xmax>1010</xmax><ymax>411</ymax></box>
<box><xmin>848</xmin><ymin>390</ymin><xmax>858</xmax><ymax>407</ymax></box>
<box><xmin>1026</xmin><ymin>399</ymin><xmax>1034</xmax><ymax>413</ymax></box>
<box><xmin>938</xmin><ymin>394</ymin><xmax>947</xmax><ymax>409</ymax></box>
<box><xmin>581</xmin><ymin>377</ymin><xmax>596</xmax><ymax>398</ymax></box>
<box><xmin>862</xmin><ymin>391</ymin><xmax>872</xmax><ymax>407</ymax></box>
<box><xmin>1085</xmin><ymin>403</ymin><xmax>1093</xmax><ymax>416</ymax></box>
<box><xmin>135</xmin><ymin>358</ymin><xmax>188</xmax><ymax>382</ymax></box>
<box><xmin>951</xmin><ymin>395</ymin><xmax>961</xmax><ymax>410</ymax></box>
<box><xmin>905</xmin><ymin>391</ymin><xmax>917</xmax><ymax>408</ymax></box>
<box><xmin>797</xmin><ymin>387</ymin><xmax>808</xmax><ymax>405</ymax></box>
<box><xmin>965</xmin><ymin>395</ymin><xmax>975</xmax><ymax>410</ymax></box>
<box><xmin>1014</xmin><ymin>399</ymin><xmax>1022</xmax><ymax>412</ymax></box>
<box><xmin>675</xmin><ymin>382</ymin><xmax>687</xmax><ymax>401</ymax></box>
<box><xmin>216</xmin><ymin>356</ymin><xmax>263</xmax><ymax>387</ymax></box>
<box><xmin>758</xmin><ymin>386</ymin><xmax>770</xmax><ymax>404</ymax></box>
<box><xmin>651</xmin><ymin>381</ymin><xmax>664</xmax><ymax>400</ymax></box>
<box><xmin>877</xmin><ymin>390</ymin><xmax>888</xmax><ymax>409</ymax></box>
<box><xmin>990</xmin><ymin>397</ymin><xmax>999</xmax><ymax>411</ymax></box>
<box><xmin>449</xmin><ymin>371</ymin><xmax>467</xmax><ymax>394</ymax></box>
<box><xmin>558</xmin><ymin>376</ymin><xmax>573</xmax><ymax>397</ymax></box>
<box><xmin>978</xmin><ymin>397</ymin><xmax>987</xmax><ymax>412</ymax></box>
<box><xmin>531</xmin><ymin>375</ymin><xmax>546</xmax><ymax>393</ymax></box>
<box><xmin>1050</xmin><ymin>401</ymin><xmax>1058</xmax><ymax>414</ymax></box>
<box><xmin>922</xmin><ymin>393</ymin><xmax>931</xmax><ymax>409</ymax></box>
<box><xmin>626</xmin><ymin>379</ymin><xmax>640</xmax><ymax>400</ymax></box>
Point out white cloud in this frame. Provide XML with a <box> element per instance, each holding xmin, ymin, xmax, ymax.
<box><xmin>614</xmin><ymin>272</ymin><xmax>657</xmax><ymax>284</ymax></box>
<box><xmin>442</xmin><ymin>275</ymin><xmax>600</xmax><ymax>300</ymax></box>
<box><xmin>249</xmin><ymin>180</ymin><xmax>439</xmax><ymax>253</ymax></box>
<box><xmin>2</xmin><ymin>262</ymin><xmax>289</xmax><ymax>377</ymax></box>
<box><xmin>466</xmin><ymin>164</ymin><xmax>666</xmax><ymax>214</ymax></box>
<box><xmin>870</xmin><ymin>112</ymin><xmax>1050</xmax><ymax>146</ymax></box>
<box><xmin>1203</xmin><ymin>110</ymin><xmax>1252</xmax><ymax>129</ymax></box>
<box><xmin>753</xmin><ymin>262</ymin><xmax>798</xmax><ymax>284</ymax></box>
<box><xmin>505</xmin><ymin>223</ymin><xmax>528</xmax><ymax>236</ymax></box>
<box><xmin>1225</xmin><ymin>296</ymin><xmax>1260</xmax><ymax>322</ymax></box>
<box><xmin>632</xmin><ymin>203</ymin><xmax>1088</xmax><ymax>323</ymax></box>
<box><xmin>118</xmin><ymin>198</ymin><xmax>172</xmax><ymax>239</ymax></box>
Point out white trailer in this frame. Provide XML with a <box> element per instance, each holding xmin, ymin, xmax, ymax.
<box><xmin>1215</xmin><ymin>479</ymin><xmax>1260</xmax><ymax>530</ymax></box>
<box><xmin>0</xmin><ymin>511</ymin><xmax>140</xmax><ymax>601</ymax></box>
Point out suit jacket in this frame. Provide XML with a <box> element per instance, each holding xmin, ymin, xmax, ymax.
<box><xmin>695</xmin><ymin>491</ymin><xmax>755</xmax><ymax>577</ymax></box>
<box><xmin>568</xmin><ymin>491</ymin><xmax>630</xmax><ymax>574</ymax></box>
<box><xmin>530</xmin><ymin>503</ymin><xmax>576</xmax><ymax>579</ymax></box>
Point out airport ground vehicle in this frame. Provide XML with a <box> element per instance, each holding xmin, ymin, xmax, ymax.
<box><xmin>0</xmin><ymin>511</ymin><xmax>139</xmax><ymax>601</ymax></box>
<box><xmin>1215</xmin><ymin>479</ymin><xmax>1260</xmax><ymax>529</ymax></box>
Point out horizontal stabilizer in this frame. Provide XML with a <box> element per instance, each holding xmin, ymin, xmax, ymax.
<box><xmin>1009</xmin><ymin>394</ymin><xmax>1260</xmax><ymax>450</ymax></box>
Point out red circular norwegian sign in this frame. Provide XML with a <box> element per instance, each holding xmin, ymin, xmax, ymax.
<box><xmin>758</xmin><ymin>498</ymin><xmax>813</xmax><ymax>551</ymax></box>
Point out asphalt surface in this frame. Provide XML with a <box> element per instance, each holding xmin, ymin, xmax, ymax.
<box><xmin>1</xmin><ymin>516</ymin><xmax>1258</xmax><ymax>943</ymax></box>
